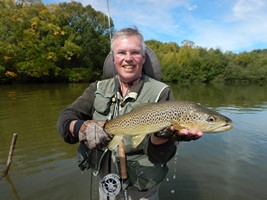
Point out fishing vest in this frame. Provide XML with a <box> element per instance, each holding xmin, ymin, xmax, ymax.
<box><xmin>93</xmin><ymin>75</ymin><xmax>170</xmax><ymax>120</ymax></box>
<box><xmin>90</xmin><ymin>75</ymin><xmax>171</xmax><ymax>191</ymax></box>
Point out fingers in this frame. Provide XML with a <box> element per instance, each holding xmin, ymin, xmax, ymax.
<box><xmin>79</xmin><ymin>120</ymin><xmax>114</xmax><ymax>149</ymax></box>
<box><xmin>178</xmin><ymin>129</ymin><xmax>203</xmax><ymax>138</ymax></box>
<box><xmin>170</xmin><ymin>126</ymin><xmax>203</xmax><ymax>142</ymax></box>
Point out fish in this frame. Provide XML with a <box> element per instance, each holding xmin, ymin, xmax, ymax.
<box><xmin>104</xmin><ymin>101</ymin><xmax>233</xmax><ymax>150</ymax></box>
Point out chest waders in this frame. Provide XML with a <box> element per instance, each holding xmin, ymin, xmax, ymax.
<box><xmin>102</xmin><ymin>94</ymin><xmax>130</xmax><ymax>199</ymax></box>
<box><xmin>100</xmin><ymin>96</ymin><xmax>124</xmax><ymax>199</ymax></box>
<box><xmin>89</xmin><ymin>76</ymin><xmax>170</xmax><ymax>199</ymax></box>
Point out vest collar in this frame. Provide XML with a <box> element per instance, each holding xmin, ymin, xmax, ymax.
<box><xmin>114</xmin><ymin>75</ymin><xmax>145</xmax><ymax>107</ymax></box>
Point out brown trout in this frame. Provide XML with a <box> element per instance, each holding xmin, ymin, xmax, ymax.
<box><xmin>104</xmin><ymin>101</ymin><xmax>233</xmax><ymax>149</ymax></box>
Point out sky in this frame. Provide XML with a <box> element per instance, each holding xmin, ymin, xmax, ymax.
<box><xmin>43</xmin><ymin>0</ymin><xmax>267</xmax><ymax>53</ymax></box>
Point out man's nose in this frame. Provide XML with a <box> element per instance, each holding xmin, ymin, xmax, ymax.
<box><xmin>124</xmin><ymin>52</ymin><xmax>133</xmax><ymax>60</ymax></box>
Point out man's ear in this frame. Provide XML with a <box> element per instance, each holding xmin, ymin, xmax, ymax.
<box><xmin>111</xmin><ymin>51</ymin><xmax>114</xmax><ymax>62</ymax></box>
<box><xmin>142</xmin><ymin>53</ymin><xmax>146</xmax><ymax>65</ymax></box>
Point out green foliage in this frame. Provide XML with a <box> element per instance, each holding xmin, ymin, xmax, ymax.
<box><xmin>61</xmin><ymin>67</ymin><xmax>94</xmax><ymax>82</ymax></box>
<box><xmin>146</xmin><ymin>40</ymin><xmax>267</xmax><ymax>84</ymax></box>
<box><xmin>0</xmin><ymin>0</ymin><xmax>112</xmax><ymax>83</ymax></box>
<box><xmin>223</xmin><ymin>50</ymin><xmax>267</xmax><ymax>84</ymax></box>
<box><xmin>0</xmin><ymin>1</ymin><xmax>266</xmax><ymax>84</ymax></box>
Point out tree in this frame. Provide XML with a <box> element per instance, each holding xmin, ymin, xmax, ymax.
<box><xmin>59</xmin><ymin>2</ymin><xmax>112</xmax><ymax>75</ymax></box>
<box><xmin>0</xmin><ymin>1</ymin><xmax>113</xmax><ymax>83</ymax></box>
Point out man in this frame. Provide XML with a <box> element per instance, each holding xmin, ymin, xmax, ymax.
<box><xmin>56</xmin><ymin>27</ymin><xmax>202</xmax><ymax>200</ymax></box>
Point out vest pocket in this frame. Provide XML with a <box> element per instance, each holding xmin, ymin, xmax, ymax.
<box><xmin>94</xmin><ymin>92</ymin><xmax>113</xmax><ymax>115</ymax></box>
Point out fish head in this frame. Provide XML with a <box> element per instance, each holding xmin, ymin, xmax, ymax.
<box><xmin>195</xmin><ymin>112</ymin><xmax>232</xmax><ymax>132</ymax></box>
<box><xmin>174</xmin><ymin>103</ymin><xmax>233</xmax><ymax>133</ymax></box>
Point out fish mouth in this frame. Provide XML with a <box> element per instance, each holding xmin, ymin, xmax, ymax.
<box><xmin>224</xmin><ymin>123</ymin><xmax>233</xmax><ymax>130</ymax></box>
<box><xmin>213</xmin><ymin>123</ymin><xmax>233</xmax><ymax>132</ymax></box>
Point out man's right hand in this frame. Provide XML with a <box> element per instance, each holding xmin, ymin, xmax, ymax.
<box><xmin>78</xmin><ymin>120</ymin><xmax>113</xmax><ymax>149</ymax></box>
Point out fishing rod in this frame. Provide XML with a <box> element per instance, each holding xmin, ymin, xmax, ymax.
<box><xmin>106</xmin><ymin>0</ymin><xmax>120</xmax><ymax>118</ymax></box>
<box><xmin>106</xmin><ymin>0</ymin><xmax>112</xmax><ymax>43</ymax></box>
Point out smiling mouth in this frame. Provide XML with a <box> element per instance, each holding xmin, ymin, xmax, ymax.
<box><xmin>123</xmin><ymin>65</ymin><xmax>135</xmax><ymax>69</ymax></box>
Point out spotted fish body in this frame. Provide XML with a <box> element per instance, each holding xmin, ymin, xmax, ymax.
<box><xmin>105</xmin><ymin>101</ymin><xmax>233</xmax><ymax>149</ymax></box>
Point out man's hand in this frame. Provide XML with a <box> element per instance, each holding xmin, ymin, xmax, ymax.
<box><xmin>78</xmin><ymin>120</ymin><xmax>113</xmax><ymax>149</ymax></box>
<box><xmin>153</xmin><ymin>126</ymin><xmax>203</xmax><ymax>144</ymax></box>
<box><xmin>169</xmin><ymin>126</ymin><xmax>203</xmax><ymax>142</ymax></box>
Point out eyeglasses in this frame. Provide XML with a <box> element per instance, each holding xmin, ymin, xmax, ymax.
<box><xmin>114</xmin><ymin>50</ymin><xmax>144</xmax><ymax>59</ymax></box>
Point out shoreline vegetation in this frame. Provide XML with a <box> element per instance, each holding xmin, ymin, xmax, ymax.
<box><xmin>1</xmin><ymin>1</ymin><xmax>267</xmax><ymax>84</ymax></box>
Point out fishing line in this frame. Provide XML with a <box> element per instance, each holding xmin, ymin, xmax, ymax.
<box><xmin>106</xmin><ymin>0</ymin><xmax>112</xmax><ymax>43</ymax></box>
<box><xmin>106</xmin><ymin>0</ymin><xmax>120</xmax><ymax>118</ymax></box>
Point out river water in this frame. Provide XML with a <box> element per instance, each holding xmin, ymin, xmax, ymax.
<box><xmin>0</xmin><ymin>83</ymin><xmax>267</xmax><ymax>200</ymax></box>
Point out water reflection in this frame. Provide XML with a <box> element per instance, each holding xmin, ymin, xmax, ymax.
<box><xmin>0</xmin><ymin>84</ymin><xmax>87</xmax><ymax>176</ymax></box>
<box><xmin>0</xmin><ymin>83</ymin><xmax>267</xmax><ymax>200</ymax></box>
<box><xmin>160</xmin><ymin>103</ymin><xmax>267</xmax><ymax>200</ymax></box>
<box><xmin>170</xmin><ymin>83</ymin><xmax>267</xmax><ymax>108</ymax></box>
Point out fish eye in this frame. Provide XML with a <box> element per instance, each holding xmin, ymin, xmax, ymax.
<box><xmin>207</xmin><ymin>115</ymin><xmax>216</xmax><ymax>122</ymax></box>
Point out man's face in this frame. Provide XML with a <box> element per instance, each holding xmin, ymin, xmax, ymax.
<box><xmin>112</xmin><ymin>35</ymin><xmax>145</xmax><ymax>84</ymax></box>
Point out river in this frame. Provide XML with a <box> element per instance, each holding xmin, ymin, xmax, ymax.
<box><xmin>0</xmin><ymin>83</ymin><xmax>267</xmax><ymax>200</ymax></box>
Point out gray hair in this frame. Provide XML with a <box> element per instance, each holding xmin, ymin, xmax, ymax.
<box><xmin>111</xmin><ymin>27</ymin><xmax>146</xmax><ymax>54</ymax></box>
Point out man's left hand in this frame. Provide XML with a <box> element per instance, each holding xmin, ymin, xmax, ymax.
<box><xmin>169</xmin><ymin>126</ymin><xmax>203</xmax><ymax>142</ymax></box>
<box><xmin>154</xmin><ymin>126</ymin><xmax>203</xmax><ymax>142</ymax></box>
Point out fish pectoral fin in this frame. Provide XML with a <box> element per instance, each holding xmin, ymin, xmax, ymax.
<box><xmin>131</xmin><ymin>135</ymin><xmax>146</xmax><ymax>149</ymax></box>
<box><xmin>171</xmin><ymin>120</ymin><xmax>185</xmax><ymax>131</ymax></box>
<box><xmin>107</xmin><ymin>135</ymin><xmax>123</xmax><ymax>150</ymax></box>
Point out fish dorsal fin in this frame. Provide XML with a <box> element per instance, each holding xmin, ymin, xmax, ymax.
<box><xmin>107</xmin><ymin>135</ymin><xmax>123</xmax><ymax>150</ymax></box>
<box><xmin>131</xmin><ymin>135</ymin><xmax>146</xmax><ymax>149</ymax></box>
<box><xmin>171</xmin><ymin>120</ymin><xmax>185</xmax><ymax>131</ymax></box>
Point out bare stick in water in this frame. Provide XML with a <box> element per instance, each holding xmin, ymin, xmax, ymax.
<box><xmin>2</xmin><ymin>133</ymin><xmax>18</xmax><ymax>177</ymax></box>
